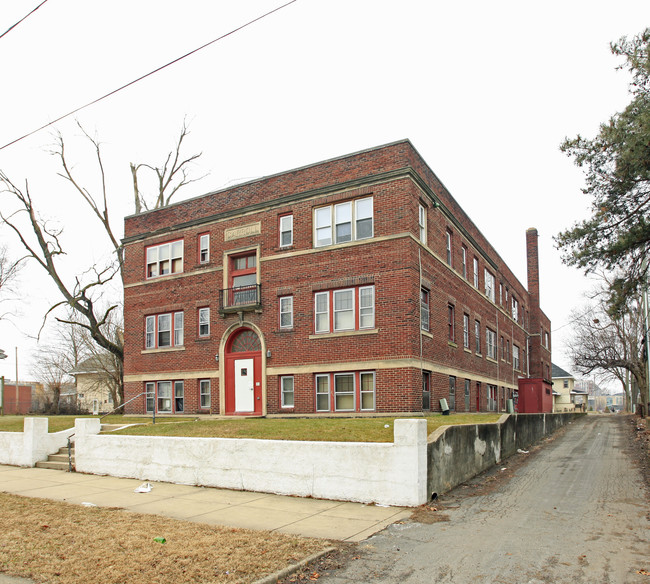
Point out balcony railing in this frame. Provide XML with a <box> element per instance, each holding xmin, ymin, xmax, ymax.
<box><xmin>219</xmin><ymin>284</ymin><xmax>262</xmax><ymax>313</ymax></box>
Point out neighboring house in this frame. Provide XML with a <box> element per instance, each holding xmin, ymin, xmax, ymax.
<box><xmin>551</xmin><ymin>364</ymin><xmax>587</xmax><ymax>412</ymax></box>
<box><xmin>122</xmin><ymin>140</ymin><xmax>552</xmax><ymax>416</ymax></box>
<box><xmin>69</xmin><ymin>356</ymin><xmax>117</xmax><ymax>414</ymax></box>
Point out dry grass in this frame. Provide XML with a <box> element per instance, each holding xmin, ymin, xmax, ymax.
<box><xmin>0</xmin><ymin>493</ymin><xmax>330</xmax><ymax>584</ymax></box>
<box><xmin>0</xmin><ymin>416</ymin><xmax>192</xmax><ymax>433</ymax></box>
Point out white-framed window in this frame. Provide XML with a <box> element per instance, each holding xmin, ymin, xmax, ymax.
<box><xmin>157</xmin><ymin>381</ymin><xmax>172</xmax><ymax>412</ymax></box>
<box><xmin>487</xmin><ymin>384</ymin><xmax>498</xmax><ymax>412</ymax></box>
<box><xmin>316</xmin><ymin>374</ymin><xmax>330</xmax><ymax>411</ymax></box>
<box><xmin>500</xmin><ymin>336</ymin><xmax>505</xmax><ymax>360</ymax></box>
<box><xmin>199</xmin><ymin>234</ymin><xmax>210</xmax><ymax>264</ymax></box>
<box><xmin>463</xmin><ymin>313</ymin><xmax>470</xmax><ymax>348</ymax></box>
<box><xmin>200</xmin><ymin>379</ymin><xmax>211</xmax><ymax>409</ymax></box>
<box><xmin>486</xmin><ymin>328</ymin><xmax>497</xmax><ymax>360</ymax></box>
<box><xmin>475</xmin><ymin>320</ymin><xmax>481</xmax><ymax>354</ymax></box>
<box><xmin>448</xmin><ymin>303</ymin><xmax>455</xmax><ymax>342</ymax></box>
<box><xmin>461</xmin><ymin>245</ymin><xmax>468</xmax><ymax>279</ymax></box>
<box><xmin>360</xmin><ymin>371</ymin><xmax>375</xmax><ymax>411</ymax></box>
<box><xmin>512</xmin><ymin>297</ymin><xmax>519</xmax><ymax>322</ymax></box>
<box><xmin>473</xmin><ymin>257</ymin><xmax>479</xmax><ymax>288</ymax></box>
<box><xmin>315</xmin><ymin>371</ymin><xmax>375</xmax><ymax>413</ymax></box>
<box><xmin>484</xmin><ymin>269</ymin><xmax>495</xmax><ymax>302</ymax></box>
<box><xmin>279</xmin><ymin>296</ymin><xmax>293</xmax><ymax>329</ymax></box>
<box><xmin>314</xmin><ymin>286</ymin><xmax>374</xmax><ymax>333</ymax></box>
<box><xmin>314</xmin><ymin>197</ymin><xmax>373</xmax><ymax>247</ymax></box>
<box><xmin>446</xmin><ymin>230</ymin><xmax>453</xmax><ymax>266</ymax></box>
<box><xmin>146</xmin><ymin>240</ymin><xmax>183</xmax><ymax>278</ymax></box>
<box><xmin>418</xmin><ymin>204</ymin><xmax>427</xmax><ymax>243</ymax></box>
<box><xmin>513</xmin><ymin>344</ymin><xmax>520</xmax><ymax>370</ymax></box>
<box><xmin>145</xmin><ymin>382</ymin><xmax>155</xmax><ymax>412</ymax></box>
<box><xmin>279</xmin><ymin>214</ymin><xmax>293</xmax><ymax>247</ymax></box>
<box><xmin>544</xmin><ymin>331</ymin><xmax>550</xmax><ymax>349</ymax></box>
<box><xmin>145</xmin><ymin>312</ymin><xmax>184</xmax><ymax>349</ymax></box>
<box><xmin>174</xmin><ymin>380</ymin><xmax>184</xmax><ymax>412</ymax></box>
<box><xmin>449</xmin><ymin>376</ymin><xmax>456</xmax><ymax>411</ymax></box>
<box><xmin>281</xmin><ymin>376</ymin><xmax>294</xmax><ymax>408</ymax></box>
<box><xmin>198</xmin><ymin>307</ymin><xmax>210</xmax><ymax>337</ymax></box>
<box><xmin>421</xmin><ymin>288</ymin><xmax>430</xmax><ymax>332</ymax></box>
<box><xmin>499</xmin><ymin>283</ymin><xmax>503</xmax><ymax>305</ymax></box>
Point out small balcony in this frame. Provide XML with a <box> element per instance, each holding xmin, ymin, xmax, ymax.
<box><xmin>219</xmin><ymin>284</ymin><xmax>262</xmax><ymax>314</ymax></box>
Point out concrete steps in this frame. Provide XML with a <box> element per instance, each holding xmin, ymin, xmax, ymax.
<box><xmin>35</xmin><ymin>446</ymin><xmax>74</xmax><ymax>472</ymax></box>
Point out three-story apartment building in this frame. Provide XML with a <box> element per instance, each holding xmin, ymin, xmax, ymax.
<box><xmin>122</xmin><ymin>140</ymin><xmax>552</xmax><ymax>416</ymax></box>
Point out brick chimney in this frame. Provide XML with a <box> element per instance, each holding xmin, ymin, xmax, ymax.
<box><xmin>526</xmin><ymin>228</ymin><xmax>542</xmax><ymax>378</ymax></box>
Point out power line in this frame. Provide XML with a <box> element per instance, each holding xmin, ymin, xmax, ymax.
<box><xmin>0</xmin><ymin>0</ymin><xmax>298</xmax><ymax>151</ymax></box>
<box><xmin>0</xmin><ymin>0</ymin><xmax>50</xmax><ymax>40</ymax></box>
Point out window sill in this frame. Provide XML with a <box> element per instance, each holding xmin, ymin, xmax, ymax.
<box><xmin>464</xmin><ymin>347</ymin><xmax>472</xmax><ymax>354</ymax></box>
<box><xmin>475</xmin><ymin>352</ymin><xmax>483</xmax><ymax>358</ymax></box>
<box><xmin>141</xmin><ymin>346</ymin><xmax>186</xmax><ymax>355</ymax></box>
<box><xmin>420</xmin><ymin>330</ymin><xmax>433</xmax><ymax>339</ymax></box>
<box><xmin>309</xmin><ymin>328</ymin><xmax>378</xmax><ymax>340</ymax></box>
<box><xmin>196</xmin><ymin>336</ymin><xmax>212</xmax><ymax>342</ymax></box>
<box><xmin>278</xmin><ymin>327</ymin><xmax>294</xmax><ymax>332</ymax></box>
<box><xmin>448</xmin><ymin>341</ymin><xmax>458</xmax><ymax>348</ymax></box>
<box><xmin>486</xmin><ymin>356</ymin><xmax>498</xmax><ymax>364</ymax></box>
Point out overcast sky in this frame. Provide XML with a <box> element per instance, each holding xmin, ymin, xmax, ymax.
<box><xmin>1</xmin><ymin>0</ymin><xmax>648</xmax><ymax>387</ymax></box>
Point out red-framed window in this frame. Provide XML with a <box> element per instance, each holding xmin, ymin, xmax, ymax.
<box><xmin>314</xmin><ymin>286</ymin><xmax>374</xmax><ymax>334</ymax></box>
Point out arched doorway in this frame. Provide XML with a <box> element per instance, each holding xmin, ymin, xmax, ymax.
<box><xmin>224</xmin><ymin>328</ymin><xmax>263</xmax><ymax>415</ymax></box>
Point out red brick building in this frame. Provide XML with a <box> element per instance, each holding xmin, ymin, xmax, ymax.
<box><xmin>122</xmin><ymin>140</ymin><xmax>552</xmax><ymax>416</ymax></box>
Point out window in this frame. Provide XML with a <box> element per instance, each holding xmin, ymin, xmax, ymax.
<box><xmin>487</xmin><ymin>384</ymin><xmax>497</xmax><ymax>412</ymax></box>
<box><xmin>229</xmin><ymin>253</ymin><xmax>258</xmax><ymax>306</ymax></box>
<box><xmin>465</xmin><ymin>379</ymin><xmax>471</xmax><ymax>411</ymax></box>
<box><xmin>279</xmin><ymin>296</ymin><xmax>293</xmax><ymax>329</ymax></box>
<box><xmin>199</xmin><ymin>234</ymin><xmax>209</xmax><ymax>264</ymax></box>
<box><xmin>449</xmin><ymin>376</ymin><xmax>456</xmax><ymax>411</ymax></box>
<box><xmin>200</xmin><ymin>380</ymin><xmax>211</xmax><ymax>409</ymax></box>
<box><xmin>500</xmin><ymin>336</ymin><xmax>505</xmax><ymax>360</ymax></box>
<box><xmin>448</xmin><ymin>303</ymin><xmax>455</xmax><ymax>342</ymax></box>
<box><xmin>157</xmin><ymin>381</ymin><xmax>172</xmax><ymax>413</ymax></box>
<box><xmin>146</xmin><ymin>240</ymin><xmax>183</xmax><ymax>278</ymax></box>
<box><xmin>314</xmin><ymin>197</ymin><xmax>373</xmax><ymax>247</ymax></box>
<box><xmin>473</xmin><ymin>257</ymin><xmax>479</xmax><ymax>288</ymax></box>
<box><xmin>315</xmin><ymin>371</ymin><xmax>375</xmax><ymax>412</ymax></box>
<box><xmin>198</xmin><ymin>308</ymin><xmax>210</xmax><ymax>337</ymax></box>
<box><xmin>421</xmin><ymin>288</ymin><xmax>430</xmax><ymax>332</ymax></box>
<box><xmin>512</xmin><ymin>297</ymin><xmax>519</xmax><ymax>322</ymax></box>
<box><xmin>335</xmin><ymin>373</ymin><xmax>355</xmax><ymax>411</ymax></box>
<box><xmin>316</xmin><ymin>374</ymin><xmax>330</xmax><ymax>411</ymax></box>
<box><xmin>145</xmin><ymin>312</ymin><xmax>183</xmax><ymax>349</ymax></box>
<box><xmin>475</xmin><ymin>320</ymin><xmax>481</xmax><ymax>354</ymax></box>
<box><xmin>544</xmin><ymin>331</ymin><xmax>550</xmax><ymax>349</ymax></box>
<box><xmin>461</xmin><ymin>245</ymin><xmax>468</xmax><ymax>279</ymax></box>
<box><xmin>418</xmin><ymin>204</ymin><xmax>427</xmax><ymax>243</ymax></box>
<box><xmin>484</xmin><ymin>270</ymin><xmax>495</xmax><ymax>302</ymax></box>
<box><xmin>281</xmin><ymin>376</ymin><xmax>294</xmax><ymax>408</ymax></box>
<box><xmin>486</xmin><ymin>328</ymin><xmax>497</xmax><ymax>360</ymax></box>
<box><xmin>314</xmin><ymin>286</ymin><xmax>374</xmax><ymax>334</ymax></box>
<box><xmin>446</xmin><ymin>230</ymin><xmax>453</xmax><ymax>266</ymax></box>
<box><xmin>563</xmin><ymin>379</ymin><xmax>569</xmax><ymax>389</ymax></box>
<box><xmin>507</xmin><ymin>340</ymin><xmax>510</xmax><ymax>362</ymax></box>
<box><xmin>279</xmin><ymin>214</ymin><xmax>293</xmax><ymax>247</ymax></box>
<box><xmin>463</xmin><ymin>313</ymin><xmax>470</xmax><ymax>348</ymax></box>
<box><xmin>513</xmin><ymin>344</ymin><xmax>520</xmax><ymax>370</ymax></box>
<box><xmin>145</xmin><ymin>382</ymin><xmax>155</xmax><ymax>412</ymax></box>
<box><xmin>422</xmin><ymin>371</ymin><xmax>431</xmax><ymax>410</ymax></box>
<box><xmin>499</xmin><ymin>283</ymin><xmax>503</xmax><ymax>305</ymax></box>
<box><xmin>174</xmin><ymin>381</ymin><xmax>184</xmax><ymax>412</ymax></box>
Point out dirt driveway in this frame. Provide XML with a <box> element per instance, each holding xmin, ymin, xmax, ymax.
<box><xmin>296</xmin><ymin>415</ymin><xmax>649</xmax><ymax>584</ymax></box>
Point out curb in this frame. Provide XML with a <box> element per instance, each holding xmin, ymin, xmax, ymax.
<box><xmin>252</xmin><ymin>546</ymin><xmax>338</xmax><ymax>584</ymax></box>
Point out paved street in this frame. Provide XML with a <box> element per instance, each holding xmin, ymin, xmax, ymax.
<box><xmin>317</xmin><ymin>415</ymin><xmax>649</xmax><ymax>584</ymax></box>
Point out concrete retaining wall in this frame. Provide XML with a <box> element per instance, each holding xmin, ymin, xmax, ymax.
<box><xmin>0</xmin><ymin>418</ymin><xmax>76</xmax><ymax>466</ymax></box>
<box><xmin>427</xmin><ymin>412</ymin><xmax>583</xmax><ymax>498</ymax></box>
<box><xmin>74</xmin><ymin>418</ymin><xmax>428</xmax><ymax>507</ymax></box>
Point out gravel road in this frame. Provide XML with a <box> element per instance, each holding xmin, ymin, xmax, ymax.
<box><xmin>313</xmin><ymin>415</ymin><xmax>649</xmax><ymax>584</ymax></box>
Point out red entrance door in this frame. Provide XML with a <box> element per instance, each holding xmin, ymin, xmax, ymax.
<box><xmin>224</xmin><ymin>329</ymin><xmax>262</xmax><ymax>415</ymax></box>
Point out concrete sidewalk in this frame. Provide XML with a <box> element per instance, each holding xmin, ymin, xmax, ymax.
<box><xmin>0</xmin><ymin>464</ymin><xmax>411</xmax><ymax>542</ymax></box>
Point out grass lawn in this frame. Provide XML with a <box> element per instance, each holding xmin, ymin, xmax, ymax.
<box><xmin>0</xmin><ymin>413</ymin><xmax>502</xmax><ymax>441</ymax></box>
<box><xmin>0</xmin><ymin>493</ymin><xmax>329</xmax><ymax>584</ymax></box>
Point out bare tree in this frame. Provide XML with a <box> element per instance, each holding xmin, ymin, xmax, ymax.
<box><xmin>0</xmin><ymin>244</ymin><xmax>23</xmax><ymax>321</ymax></box>
<box><xmin>130</xmin><ymin>119</ymin><xmax>205</xmax><ymax>214</ymax></box>
<box><xmin>0</xmin><ymin>120</ymin><xmax>203</xmax><ymax>406</ymax></box>
<box><xmin>567</xmin><ymin>279</ymin><xmax>648</xmax><ymax>416</ymax></box>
